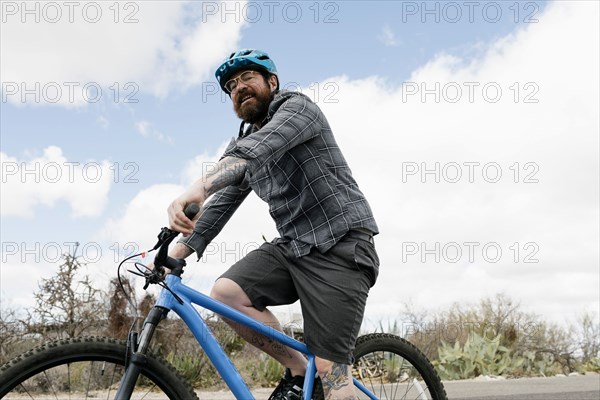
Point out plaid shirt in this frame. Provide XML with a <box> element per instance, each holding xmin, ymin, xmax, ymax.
<box><xmin>180</xmin><ymin>90</ymin><xmax>378</xmax><ymax>258</ymax></box>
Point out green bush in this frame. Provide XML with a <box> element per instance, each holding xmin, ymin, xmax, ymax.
<box><xmin>397</xmin><ymin>294</ymin><xmax>599</xmax><ymax>379</ymax></box>
<box><xmin>166</xmin><ymin>351</ymin><xmax>222</xmax><ymax>388</ymax></box>
<box><xmin>434</xmin><ymin>332</ymin><xmax>520</xmax><ymax>379</ymax></box>
<box><xmin>242</xmin><ymin>354</ymin><xmax>285</xmax><ymax>387</ymax></box>
<box><xmin>578</xmin><ymin>357</ymin><xmax>600</xmax><ymax>374</ymax></box>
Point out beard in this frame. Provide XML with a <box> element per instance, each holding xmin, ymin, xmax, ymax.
<box><xmin>233</xmin><ymin>84</ymin><xmax>274</xmax><ymax>124</ymax></box>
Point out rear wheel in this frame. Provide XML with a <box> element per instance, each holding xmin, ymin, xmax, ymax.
<box><xmin>353</xmin><ymin>333</ymin><xmax>447</xmax><ymax>400</ymax></box>
<box><xmin>0</xmin><ymin>336</ymin><xmax>198</xmax><ymax>400</ymax></box>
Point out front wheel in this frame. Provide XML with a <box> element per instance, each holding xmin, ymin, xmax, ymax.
<box><xmin>0</xmin><ymin>336</ymin><xmax>198</xmax><ymax>400</ymax></box>
<box><xmin>353</xmin><ymin>333</ymin><xmax>447</xmax><ymax>400</ymax></box>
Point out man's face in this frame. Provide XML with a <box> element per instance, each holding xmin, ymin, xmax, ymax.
<box><xmin>230</xmin><ymin>70</ymin><xmax>275</xmax><ymax>124</ymax></box>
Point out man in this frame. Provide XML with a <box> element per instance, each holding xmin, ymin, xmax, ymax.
<box><xmin>166</xmin><ymin>49</ymin><xmax>379</xmax><ymax>400</ymax></box>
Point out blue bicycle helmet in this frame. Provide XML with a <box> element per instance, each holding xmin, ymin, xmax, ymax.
<box><xmin>215</xmin><ymin>49</ymin><xmax>278</xmax><ymax>93</ymax></box>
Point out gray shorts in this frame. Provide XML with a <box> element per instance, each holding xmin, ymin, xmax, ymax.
<box><xmin>219</xmin><ymin>231</ymin><xmax>379</xmax><ymax>364</ymax></box>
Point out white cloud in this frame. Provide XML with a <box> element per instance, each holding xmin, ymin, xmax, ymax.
<box><xmin>9</xmin><ymin>1</ymin><xmax>597</xmax><ymax>328</ymax></box>
<box><xmin>134</xmin><ymin>120</ymin><xmax>174</xmax><ymax>144</ymax></box>
<box><xmin>0</xmin><ymin>1</ymin><xmax>245</xmax><ymax>106</ymax></box>
<box><xmin>378</xmin><ymin>24</ymin><xmax>400</xmax><ymax>47</ymax></box>
<box><xmin>99</xmin><ymin>184</ymin><xmax>185</xmax><ymax>245</ymax></box>
<box><xmin>316</xmin><ymin>0</ymin><xmax>599</xmax><ymax>325</ymax></box>
<box><xmin>98</xmin><ymin>142</ymin><xmax>277</xmax><ymax>259</ymax></box>
<box><xmin>99</xmin><ymin>142</ymin><xmax>233</xmax><ymax>250</ymax></box>
<box><xmin>96</xmin><ymin>116</ymin><xmax>110</xmax><ymax>129</ymax></box>
<box><xmin>1</xmin><ymin>146</ymin><xmax>112</xmax><ymax>217</ymax></box>
<box><xmin>1</xmin><ymin>262</ymin><xmax>48</xmax><ymax>313</ymax></box>
<box><xmin>182</xmin><ymin>140</ymin><xmax>235</xmax><ymax>185</ymax></box>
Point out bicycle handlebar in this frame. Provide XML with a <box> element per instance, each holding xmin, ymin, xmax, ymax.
<box><xmin>147</xmin><ymin>203</ymin><xmax>200</xmax><ymax>283</ymax></box>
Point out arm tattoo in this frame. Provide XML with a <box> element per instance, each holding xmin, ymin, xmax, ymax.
<box><xmin>322</xmin><ymin>363</ymin><xmax>352</xmax><ymax>398</ymax></box>
<box><xmin>203</xmin><ymin>157</ymin><xmax>247</xmax><ymax>197</ymax></box>
<box><xmin>250</xmin><ymin>333</ymin><xmax>265</xmax><ymax>347</ymax></box>
<box><xmin>269</xmin><ymin>339</ymin><xmax>293</xmax><ymax>359</ymax></box>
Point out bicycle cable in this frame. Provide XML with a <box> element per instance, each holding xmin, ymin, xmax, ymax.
<box><xmin>116</xmin><ymin>248</ymin><xmax>155</xmax><ymax>331</ymax></box>
<box><xmin>116</xmin><ymin>204</ymin><xmax>199</xmax><ymax>335</ymax></box>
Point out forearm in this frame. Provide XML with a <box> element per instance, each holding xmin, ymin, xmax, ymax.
<box><xmin>169</xmin><ymin>157</ymin><xmax>248</xmax><ymax>235</ymax></box>
<box><xmin>169</xmin><ymin>242</ymin><xmax>195</xmax><ymax>259</ymax></box>
<box><xmin>178</xmin><ymin>185</ymin><xmax>251</xmax><ymax>260</ymax></box>
<box><xmin>186</xmin><ymin>157</ymin><xmax>248</xmax><ymax>204</ymax></box>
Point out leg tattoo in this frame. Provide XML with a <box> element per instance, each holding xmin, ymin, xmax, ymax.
<box><xmin>321</xmin><ymin>363</ymin><xmax>357</xmax><ymax>399</ymax></box>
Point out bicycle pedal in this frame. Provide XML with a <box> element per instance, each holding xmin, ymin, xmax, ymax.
<box><xmin>284</xmin><ymin>391</ymin><xmax>302</xmax><ymax>400</ymax></box>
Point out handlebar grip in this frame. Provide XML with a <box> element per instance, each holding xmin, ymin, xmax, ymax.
<box><xmin>184</xmin><ymin>203</ymin><xmax>200</xmax><ymax>220</ymax></box>
<box><xmin>151</xmin><ymin>204</ymin><xmax>200</xmax><ymax>253</ymax></box>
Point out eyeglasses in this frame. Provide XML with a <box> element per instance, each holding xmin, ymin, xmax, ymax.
<box><xmin>224</xmin><ymin>70</ymin><xmax>260</xmax><ymax>94</ymax></box>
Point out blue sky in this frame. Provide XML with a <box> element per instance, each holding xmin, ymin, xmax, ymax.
<box><xmin>2</xmin><ymin>1</ymin><xmax>548</xmax><ymax>233</ymax></box>
<box><xmin>2</xmin><ymin>1</ymin><xmax>598</xmax><ymax>330</ymax></box>
<box><xmin>3</xmin><ymin>2</ymin><xmax>541</xmax><ymax>167</ymax></box>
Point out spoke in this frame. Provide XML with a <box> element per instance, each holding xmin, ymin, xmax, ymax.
<box><xmin>356</xmin><ymin>350</ymin><xmax>435</xmax><ymax>400</ymax></box>
<box><xmin>379</xmin><ymin>352</ymin><xmax>389</xmax><ymax>400</ymax></box>
<box><xmin>86</xmin><ymin>361</ymin><xmax>95</xmax><ymax>398</ymax></box>
<box><xmin>402</xmin><ymin>378</ymin><xmax>412</xmax><ymax>400</ymax></box>
<box><xmin>390</xmin><ymin>354</ymin><xmax>400</xmax><ymax>400</ymax></box>
<box><xmin>68</xmin><ymin>362</ymin><xmax>72</xmax><ymax>400</ymax></box>
<box><xmin>42</xmin><ymin>369</ymin><xmax>59</xmax><ymax>399</ymax></box>
<box><xmin>399</xmin><ymin>357</ymin><xmax>414</xmax><ymax>400</ymax></box>
<box><xmin>401</xmin><ymin>370</ymin><xmax>411</xmax><ymax>400</ymax></box>
<box><xmin>107</xmin><ymin>362</ymin><xmax>118</xmax><ymax>400</ymax></box>
<box><xmin>17</xmin><ymin>383</ymin><xmax>35</xmax><ymax>400</ymax></box>
<box><xmin>360</xmin><ymin>357</ymin><xmax>378</xmax><ymax>398</ymax></box>
<box><xmin>3</xmin><ymin>337</ymin><xmax>188</xmax><ymax>400</ymax></box>
<box><xmin>140</xmin><ymin>383</ymin><xmax>158</xmax><ymax>399</ymax></box>
<box><xmin>412</xmin><ymin>378</ymin><xmax>428</xmax><ymax>400</ymax></box>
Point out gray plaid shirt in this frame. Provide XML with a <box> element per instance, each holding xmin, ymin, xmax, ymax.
<box><xmin>180</xmin><ymin>90</ymin><xmax>378</xmax><ymax>258</ymax></box>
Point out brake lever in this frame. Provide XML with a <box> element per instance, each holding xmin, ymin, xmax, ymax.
<box><xmin>151</xmin><ymin>227</ymin><xmax>178</xmax><ymax>251</ymax></box>
<box><xmin>153</xmin><ymin>203</ymin><xmax>200</xmax><ymax>267</ymax></box>
<box><xmin>126</xmin><ymin>263</ymin><xmax>164</xmax><ymax>289</ymax></box>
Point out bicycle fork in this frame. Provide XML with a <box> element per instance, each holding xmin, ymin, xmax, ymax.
<box><xmin>114</xmin><ymin>306</ymin><xmax>168</xmax><ymax>399</ymax></box>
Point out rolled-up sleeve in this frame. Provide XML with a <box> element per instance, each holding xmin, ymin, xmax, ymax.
<box><xmin>223</xmin><ymin>93</ymin><xmax>322</xmax><ymax>171</ymax></box>
<box><xmin>178</xmin><ymin>183</ymin><xmax>251</xmax><ymax>260</ymax></box>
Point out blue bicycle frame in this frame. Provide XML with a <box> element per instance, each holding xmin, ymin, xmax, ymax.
<box><xmin>152</xmin><ymin>274</ymin><xmax>376</xmax><ymax>400</ymax></box>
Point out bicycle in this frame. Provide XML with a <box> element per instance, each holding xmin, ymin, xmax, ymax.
<box><xmin>0</xmin><ymin>205</ymin><xmax>447</xmax><ymax>400</ymax></box>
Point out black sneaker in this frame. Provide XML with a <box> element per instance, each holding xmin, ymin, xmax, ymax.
<box><xmin>312</xmin><ymin>376</ymin><xmax>324</xmax><ymax>400</ymax></box>
<box><xmin>269</xmin><ymin>369</ymin><xmax>323</xmax><ymax>400</ymax></box>
<box><xmin>269</xmin><ymin>369</ymin><xmax>302</xmax><ymax>400</ymax></box>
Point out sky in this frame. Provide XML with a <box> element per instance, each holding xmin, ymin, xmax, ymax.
<box><xmin>1</xmin><ymin>1</ymin><xmax>599</xmax><ymax>334</ymax></box>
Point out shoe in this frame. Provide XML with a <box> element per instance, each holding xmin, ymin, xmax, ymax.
<box><xmin>269</xmin><ymin>369</ymin><xmax>304</xmax><ymax>400</ymax></box>
<box><xmin>312</xmin><ymin>376</ymin><xmax>324</xmax><ymax>400</ymax></box>
<box><xmin>269</xmin><ymin>369</ymin><xmax>324</xmax><ymax>400</ymax></box>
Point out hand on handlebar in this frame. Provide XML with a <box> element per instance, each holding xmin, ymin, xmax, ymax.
<box><xmin>145</xmin><ymin>203</ymin><xmax>200</xmax><ymax>281</ymax></box>
<box><xmin>168</xmin><ymin>196</ymin><xmax>204</xmax><ymax>236</ymax></box>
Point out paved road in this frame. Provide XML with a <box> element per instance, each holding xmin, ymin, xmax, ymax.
<box><xmin>443</xmin><ymin>374</ymin><xmax>599</xmax><ymax>400</ymax></box>
<box><xmin>196</xmin><ymin>374</ymin><xmax>599</xmax><ymax>399</ymax></box>
<box><xmin>6</xmin><ymin>374</ymin><xmax>597</xmax><ymax>399</ymax></box>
